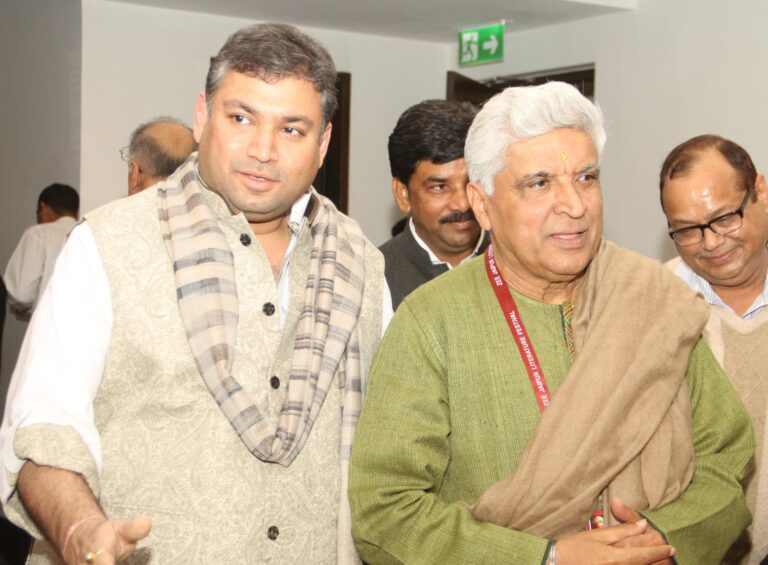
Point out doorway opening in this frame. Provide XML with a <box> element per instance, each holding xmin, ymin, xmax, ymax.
<box><xmin>314</xmin><ymin>72</ymin><xmax>351</xmax><ymax>213</ymax></box>
<box><xmin>447</xmin><ymin>64</ymin><xmax>595</xmax><ymax>105</ymax></box>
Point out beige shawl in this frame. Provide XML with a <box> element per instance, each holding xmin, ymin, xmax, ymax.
<box><xmin>470</xmin><ymin>240</ymin><xmax>709</xmax><ymax>538</ymax></box>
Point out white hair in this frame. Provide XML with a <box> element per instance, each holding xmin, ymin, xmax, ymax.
<box><xmin>465</xmin><ymin>81</ymin><xmax>606</xmax><ymax>195</ymax></box>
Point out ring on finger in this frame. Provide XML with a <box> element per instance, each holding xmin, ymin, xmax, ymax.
<box><xmin>85</xmin><ymin>548</ymin><xmax>107</xmax><ymax>563</ymax></box>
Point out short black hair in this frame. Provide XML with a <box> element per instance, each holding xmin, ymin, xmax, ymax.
<box><xmin>206</xmin><ymin>23</ymin><xmax>338</xmax><ymax>128</ymax></box>
<box><xmin>388</xmin><ymin>99</ymin><xmax>478</xmax><ymax>185</ymax></box>
<box><xmin>38</xmin><ymin>183</ymin><xmax>79</xmax><ymax>215</ymax></box>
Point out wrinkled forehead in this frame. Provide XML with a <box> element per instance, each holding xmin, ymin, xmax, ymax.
<box><xmin>502</xmin><ymin>128</ymin><xmax>599</xmax><ymax>175</ymax></box>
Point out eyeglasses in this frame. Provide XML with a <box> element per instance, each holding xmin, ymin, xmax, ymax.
<box><xmin>119</xmin><ymin>146</ymin><xmax>131</xmax><ymax>162</ymax></box>
<box><xmin>668</xmin><ymin>189</ymin><xmax>751</xmax><ymax>246</ymax></box>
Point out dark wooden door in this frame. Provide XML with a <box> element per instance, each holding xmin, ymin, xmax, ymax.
<box><xmin>313</xmin><ymin>72</ymin><xmax>350</xmax><ymax>213</ymax></box>
<box><xmin>447</xmin><ymin>67</ymin><xmax>595</xmax><ymax>106</ymax></box>
<box><xmin>446</xmin><ymin>71</ymin><xmax>504</xmax><ymax>105</ymax></box>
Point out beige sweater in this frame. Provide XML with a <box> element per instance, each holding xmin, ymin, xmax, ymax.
<box><xmin>668</xmin><ymin>257</ymin><xmax>768</xmax><ymax>564</ymax></box>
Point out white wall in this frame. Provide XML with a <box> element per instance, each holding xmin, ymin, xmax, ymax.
<box><xmin>0</xmin><ymin>0</ymin><xmax>81</xmax><ymax>406</ymax></box>
<box><xmin>81</xmin><ymin>0</ymin><xmax>450</xmax><ymax>245</ymax></box>
<box><xmin>451</xmin><ymin>0</ymin><xmax>768</xmax><ymax>260</ymax></box>
<box><xmin>17</xmin><ymin>0</ymin><xmax>763</xmax><ymax>394</ymax></box>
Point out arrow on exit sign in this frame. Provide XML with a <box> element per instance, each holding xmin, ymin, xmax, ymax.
<box><xmin>459</xmin><ymin>22</ymin><xmax>505</xmax><ymax>67</ymax></box>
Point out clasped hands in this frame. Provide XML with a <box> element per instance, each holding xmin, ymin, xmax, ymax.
<box><xmin>553</xmin><ymin>499</ymin><xmax>675</xmax><ymax>565</ymax></box>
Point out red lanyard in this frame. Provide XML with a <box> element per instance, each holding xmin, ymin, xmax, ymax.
<box><xmin>485</xmin><ymin>248</ymin><xmax>602</xmax><ymax>528</ymax></box>
<box><xmin>484</xmin><ymin>245</ymin><xmax>551</xmax><ymax>413</ymax></box>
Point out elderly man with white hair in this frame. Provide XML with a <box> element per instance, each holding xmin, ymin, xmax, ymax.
<box><xmin>349</xmin><ymin>82</ymin><xmax>753</xmax><ymax>564</ymax></box>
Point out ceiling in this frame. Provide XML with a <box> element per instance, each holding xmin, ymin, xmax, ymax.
<box><xmin>106</xmin><ymin>0</ymin><xmax>637</xmax><ymax>43</ymax></box>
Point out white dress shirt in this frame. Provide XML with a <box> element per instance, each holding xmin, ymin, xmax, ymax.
<box><xmin>408</xmin><ymin>218</ymin><xmax>486</xmax><ymax>269</ymax></box>
<box><xmin>673</xmin><ymin>258</ymin><xmax>768</xmax><ymax>320</ymax></box>
<box><xmin>3</xmin><ymin>215</ymin><xmax>77</xmax><ymax>313</ymax></box>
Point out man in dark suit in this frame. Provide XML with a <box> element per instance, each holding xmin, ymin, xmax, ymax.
<box><xmin>380</xmin><ymin>99</ymin><xmax>488</xmax><ymax>308</ymax></box>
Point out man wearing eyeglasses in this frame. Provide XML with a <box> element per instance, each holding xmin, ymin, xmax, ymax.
<box><xmin>661</xmin><ymin>134</ymin><xmax>768</xmax><ymax>564</ymax></box>
<box><xmin>120</xmin><ymin>117</ymin><xmax>197</xmax><ymax>196</ymax></box>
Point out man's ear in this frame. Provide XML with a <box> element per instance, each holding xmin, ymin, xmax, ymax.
<box><xmin>193</xmin><ymin>90</ymin><xmax>208</xmax><ymax>143</ymax></box>
<box><xmin>317</xmin><ymin>122</ymin><xmax>332</xmax><ymax>168</ymax></box>
<box><xmin>128</xmin><ymin>161</ymin><xmax>143</xmax><ymax>195</ymax></box>
<box><xmin>37</xmin><ymin>202</ymin><xmax>55</xmax><ymax>224</ymax></box>
<box><xmin>391</xmin><ymin>178</ymin><xmax>412</xmax><ymax>214</ymax></box>
<box><xmin>467</xmin><ymin>182</ymin><xmax>492</xmax><ymax>232</ymax></box>
<box><xmin>755</xmin><ymin>173</ymin><xmax>768</xmax><ymax>211</ymax></box>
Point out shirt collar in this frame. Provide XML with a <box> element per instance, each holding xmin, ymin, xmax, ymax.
<box><xmin>288</xmin><ymin>192</ymin><xmax>312</xmax><ymax>236</ymax></box>
<box><xmin>408</xmin><ymin>218</ymin><xmax>485</xmax><ymax>269</ymax></box>
<box><xmin>675</xmin><ymin>259</ymin><xmax>768</xmax><ymax>320</ymax></box>
<box><xmin>53</xmin><ymin>216</ymin><xmax>77</xmax><ymax>227</ymax></box>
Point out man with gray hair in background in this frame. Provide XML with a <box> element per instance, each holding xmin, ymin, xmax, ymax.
<box><xmin>0</xmin><ymin>23</ymin><xmax>385</xmax><ymax>564</ymax></box>
<box><xmin>120</xmin><ymin>117</ymin><xmax>197</xmax><ymax>195</ymax></box>
<box><xmin>350</xmin><ymin>82</ymin><xmax>753</xmax><ymax>564</ymax></box>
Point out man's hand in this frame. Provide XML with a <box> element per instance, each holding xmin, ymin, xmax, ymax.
<box><xmin>610</xmin><ymin>499</ymin><xmax>673</xmax><ymax>565</ymax></box>
<box><xmin>16</xmin><ymin>462</ymin><xmax>152</xmax><ymax>565</ymax></box>
<box><xmin>65</xmin><ymin>516</ymin><xmax>152</xmax><ymax>564</ymax></box>
<box><xmin>555</xmin><ymin>518</ymin><xmax>675</xmax><ymax>565</ymax></box>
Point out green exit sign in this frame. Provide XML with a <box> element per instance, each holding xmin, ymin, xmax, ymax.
<box><xmin>459</xmin><ymin>22</ymin><xmax>504</xmax><ymax>67</ymax></box>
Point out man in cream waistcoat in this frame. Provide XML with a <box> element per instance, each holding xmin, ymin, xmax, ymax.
<box><xmin>660</xmin><ymin>134</ymin><xmax>768</xmax><ymax>564</ymax></box>
<box><xmin>0</xmin><ymin>23</ymin><xmax>385</xmax><ymax>565</ymax></box>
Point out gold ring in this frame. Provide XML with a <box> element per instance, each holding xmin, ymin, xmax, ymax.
<box><xmin>85</xmin><ymin>548</ymin><xmax>107</xmax><ymax>563</ymax></box>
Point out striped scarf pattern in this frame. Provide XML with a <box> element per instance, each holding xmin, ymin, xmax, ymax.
<box><xmin>156</xmin><ymin>154</ymin><xmax>366</xmax><ymax>469</ymax></box>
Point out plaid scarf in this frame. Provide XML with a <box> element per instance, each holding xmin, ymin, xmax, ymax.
<box><xmin>156</xmin><ymin>155</ymin><xmax>371</xmax><ymax>555</ymax></box>
<box><xmin>157</xmin><ymin>153</ymin><xmax>367</xmax><ymax>467</ymax></box>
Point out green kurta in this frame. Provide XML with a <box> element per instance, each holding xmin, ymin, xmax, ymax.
<box><xmin>349</xmin><ymin>255</ymin><xmax>753</xmax><ymax>564</ymax></box>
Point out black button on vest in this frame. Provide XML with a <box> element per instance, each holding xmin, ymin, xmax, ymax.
<box><xmin>240</xmin><ymin>233</ymin><xmax>251</xmax><ymax>246</ymax></box>
<box><xmin>262</xmin><ymin>302</ymin><xmax>275</xmax><ymax>316</ymax></box>
<box><xmin>267</xmin><ymin>525</ymin><xmax>279</xmax><ymax>540</ymax></box>
<box><xmin>270</xmin><ymin>375</ymin><xmax>280</xmax><ymax>389</ymax></box>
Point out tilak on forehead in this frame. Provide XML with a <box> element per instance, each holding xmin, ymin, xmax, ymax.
<box><xmin>560</xmin><ymin>152</ymin><xmax>568</xmax><ymax>173</ymax></box>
